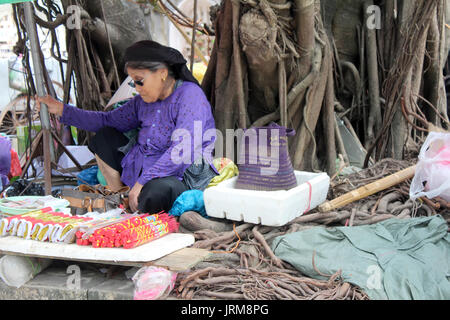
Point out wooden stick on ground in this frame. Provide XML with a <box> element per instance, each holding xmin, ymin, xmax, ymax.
<box><xmin>252</xmin><ymin>226</ymin><xmax>284</xmax><ymax>269</ymax></box>
<box><xmin>319</xmin><ymin>165</ymin><xmax>416</xmax><ymax>212</ymax></box>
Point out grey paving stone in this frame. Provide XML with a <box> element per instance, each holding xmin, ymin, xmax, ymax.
<box><xmin>0</xmin><ymin>266</ymin><xmax>107</xmax><ymax>300</ymax></box>
<box><xmin>88</xmin><ymin>277</ymin><xmax>135</xmax><ymax>300</ymax></box>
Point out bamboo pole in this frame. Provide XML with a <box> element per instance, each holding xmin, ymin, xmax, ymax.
<box><xmin>319</xmin><ymin>165</ymin><xmax>416</xmax><ymax>212</ymax></box>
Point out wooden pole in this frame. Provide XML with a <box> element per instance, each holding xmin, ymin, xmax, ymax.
<box><xmin>23</xmin><ymin>2</ymin><xmax>54</xmax><ymax>194</ymax></box>
<box><xmin>319</xmin><ymin>165</ymin><xmax>416</xmax><ymax>212</ymax></box>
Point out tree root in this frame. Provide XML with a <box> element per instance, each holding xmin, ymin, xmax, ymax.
<box><xmin>192</xmin><ymin>223</ymin><xmax>252</xmax><ymax>250</ymax></box>
<box><xmin>174</xmin><ymin>162</ymin><xmax>449</xmax><ymax>301</ymax></box>
<box><xmin>175</xmin><ymin>266</ymin><xmax>369</xmax><ymax>300</ymax></box>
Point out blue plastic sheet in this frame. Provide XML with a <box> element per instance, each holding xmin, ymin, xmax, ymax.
<box><xmin>169</xmin><ymin>190</ymin><xmax>207</xmax><ymax>217</ymax></box>
<box><xmin>77</xmin><ymin>166</ymin><xmax>100</xmax><ymax>186</ymax></box>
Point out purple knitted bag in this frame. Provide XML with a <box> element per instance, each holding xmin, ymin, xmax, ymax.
<box><xmin>235</xmin><ymin>122</ymin><xmax>298</xmax><ymax>191</ymax></box>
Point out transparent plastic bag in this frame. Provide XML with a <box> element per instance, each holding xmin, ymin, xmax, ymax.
<box><xmin>8</xmin><ymin>55</ymin><xmax>27</xmax><ymax>93</ymax></box>
<box><xmin>132</xmin><ymin>266</ymin><xmax>177</xmax><ymax>300</ymax></box>
<box><xmin>410</xmin><ymin>132</ymin><xmax>450</xmax><ymax>201</ymax></box>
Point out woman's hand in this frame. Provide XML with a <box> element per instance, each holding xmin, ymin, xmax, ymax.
<box><xmin>129</xmin><ymin>182</ymin><xmax>144</xmax><ymax>212</ymax></box>
<box><xmin>34</xmin><ymin>95</ymin><xmax>64</xmax><ymax>117</ymax></box>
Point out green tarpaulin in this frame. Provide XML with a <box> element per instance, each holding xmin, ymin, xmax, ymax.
<box><xmin>272</xmin><ymin>215</ymin><xmax>450</xmax><ymax>300</ymax></box>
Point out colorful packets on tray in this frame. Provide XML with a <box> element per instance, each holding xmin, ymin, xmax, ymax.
<box><xmin>0</xmin><ymin>207</ymin><xmax>94</xmax><ymax>243</ymax></box>
<box><xmin>0</xmin><ymin>208</ymin><xmax>179</xmax><ymax>249</ymax></box>
<box><xmin>75</xmin><ymin>212</ymin><xmax>179</xmax><ymax>249</ymax></box>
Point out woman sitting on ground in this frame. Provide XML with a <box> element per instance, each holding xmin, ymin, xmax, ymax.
<box><xmin>35</xmin><ymin>40</ymin><xmax>217</xmax><ymax>213</ymax></box>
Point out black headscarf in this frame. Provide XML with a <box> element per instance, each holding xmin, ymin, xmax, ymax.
<box><xmin>123</xmin><ymin>40</ymin><xmax>199</xmax><ymax>86</ymax></box>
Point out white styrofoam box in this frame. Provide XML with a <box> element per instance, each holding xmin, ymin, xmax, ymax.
<box><xmin>204</xmin><ymin>171</ymin><xmax>330</xmax><ymax>227</ymax></box>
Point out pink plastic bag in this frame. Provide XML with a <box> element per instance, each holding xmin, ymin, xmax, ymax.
<box><xmin>410</xmin><ymin>132</ymin><xmax>450</xmax><ymax>201</ymax></box>
<box><xmin>132</xmin><ymin>266</ymin><xmax>177</xmax><ymax>300</ymax></box>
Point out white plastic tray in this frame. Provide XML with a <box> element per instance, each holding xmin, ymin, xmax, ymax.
<box><xmin>204</xmin><ymin>171</ymin><xmax>330</xmax><ymax>227</ymax></box>
<box><xmin>0</xmin><ymin>233</ymin><xmax>194</xmax><ymax>263</ymax></box>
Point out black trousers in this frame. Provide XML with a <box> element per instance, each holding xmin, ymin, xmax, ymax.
<box><xmin>89</xmin><ymin>127</ymin><xmax>188</xmax><ymax>213</ymax></box>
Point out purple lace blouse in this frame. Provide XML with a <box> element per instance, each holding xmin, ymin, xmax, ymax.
<box><xmin>60</xmin><ymin>82</ymin><xmax>216</xmax><ymax>187</ymax></box>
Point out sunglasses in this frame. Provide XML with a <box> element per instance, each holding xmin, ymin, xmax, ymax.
<box><xmin>128</xmin><ymin>74</ymin><xmax>150</xmax><ymax>88</ymax></box>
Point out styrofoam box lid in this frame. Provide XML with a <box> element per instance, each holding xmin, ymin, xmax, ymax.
<box><xmin>204</xmin><ymin>171</ymin><xmax>330</xmax><ymax>227</ymax></box>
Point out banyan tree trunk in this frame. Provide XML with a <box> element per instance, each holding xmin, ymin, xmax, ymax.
<box><xmin>203</xmin><ymin>0</ymin><xmax>448</xmax><ymax>175</ymax></box>
<box><xmin>203</xmin><ymin>0</ymin><xmax>338</xmax><ymax>176</ymax></box>
<box><xmin>371</xmin><ymin>0</ymin><xmax>448</xmax><ymax>163</ymax></box>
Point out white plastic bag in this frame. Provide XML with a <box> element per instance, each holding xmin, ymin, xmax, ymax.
<box><xmin>132</xmin><ymin>266</ymin><xmax>177</xmax><ymax>300</ymax></box>
<box><xmin>0</xmin><ymin>256</ymin><xmax>52</xmax><ymax>288</ymax></box>
<box><xmin>410</xmin><ymin>132</ymin><xmax>450</xmax><ymax>201</ymax></box>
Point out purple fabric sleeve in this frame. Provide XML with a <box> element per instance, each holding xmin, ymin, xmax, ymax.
<box><xmin>60</xmin><ymin>98</ymin><xmax>140</xmax><ymax>133</ymax></box>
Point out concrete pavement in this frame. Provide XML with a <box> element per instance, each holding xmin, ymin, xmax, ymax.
<box><xmin>0</xmin><ymin>260</ymin><xmax>136</xmax><ymax>300</ymax></box>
